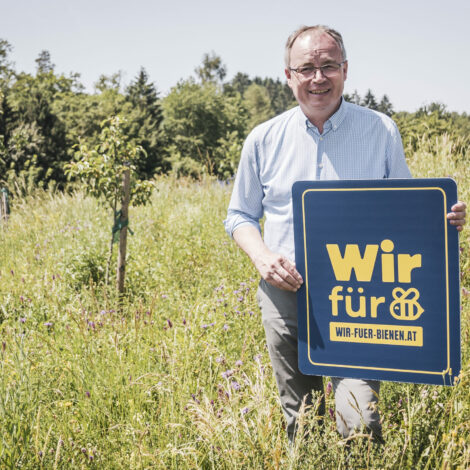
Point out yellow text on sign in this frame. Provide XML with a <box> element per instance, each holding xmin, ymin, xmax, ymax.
<box><xmin>329</xmin><ymin>322</ymin><xmax>423</xmax><ymax>347</ymax></box>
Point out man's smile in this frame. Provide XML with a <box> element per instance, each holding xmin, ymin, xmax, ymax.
<box><xmin>308</xmin><ymin>89</ymin><xmax>330</xmax><ymax>95</ymax></box>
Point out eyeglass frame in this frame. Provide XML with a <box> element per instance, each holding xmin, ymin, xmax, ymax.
<box><xmin>288</xmin><ymin>60</ymin><xmax>347</xmax><ymax>79</ymax></box>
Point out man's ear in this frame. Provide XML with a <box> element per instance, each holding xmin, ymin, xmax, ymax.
<box><xmin>285</xmin><ymin>68</ymin><xmax>293</xmax><ymax>89</ymax></box>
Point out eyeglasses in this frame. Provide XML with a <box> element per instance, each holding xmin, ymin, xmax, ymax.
<box><xmin>289</xmin><ymin>61</ymin><xmax>346</xmax><ymax>79</ymax></box>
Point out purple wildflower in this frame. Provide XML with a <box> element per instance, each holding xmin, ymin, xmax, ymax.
<box><xmin>326</xmin><ymin>381</ymin><xmax>332</xmax><ymax>396</ymax></box>
<box><xmin>85</xmin><ymin>391</ymin><xmax>91</xmax><ymax>398</ymax></box>
<box><xmin>215</xmin><ymin>356</ymin><xmax>225</xmax><ymax>363</ymax></box>
<box><xmin>44</xmin><ymin>322</ymin><xmax>53</xmax><ymax>327</ymax></box>
<box><xmin>231</xmin><ymin>380</ymin><xmax>241</xmax><ymax>391</ymax></box>
<box><xmin>242</xmin><ymin>407</ymin><xmax>249</xmax><ymax>415</ymax></box>
<box><xmin>167</xmin><ymin>319</ymin><xmax>173</xmax><ymax>328</ymax></box>
<box><xmin>221</xmin><ymin>369</ymin><xmax>234</xmax><ymax>379</ymax></box>
<box><xmin>19</xmin><ymin>318</ymin><xmax>26</xmax><ymax>324</ymax></box>
<box><xmin>329</xmin><ymin>407</ymin><xmax>335</xmax><ymax>420</ymax></box>
<box><xmin>182</xmin><ymin>318</ymin><xmax>187</xmax><ymax>325</ymax></box>
<box><xmin>235</xmin><ymin>360</ymin><xmax>243</xmax><ymax>367</ymax></box>
<box><xmin>223</xmin><ymin>324</ymin><xmax>229</xmax><ymax>331</ymax></box>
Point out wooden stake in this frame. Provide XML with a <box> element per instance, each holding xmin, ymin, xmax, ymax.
<box><xmin>117</xmin><ymin>169</ymin><xmax>131</xmax><ymax>293</ymax></box>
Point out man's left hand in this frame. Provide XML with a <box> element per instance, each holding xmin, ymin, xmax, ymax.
<box><xmin>447</xmin><ymin>201</ymin><xmax>466</xmax><ymax>231</ymax></box>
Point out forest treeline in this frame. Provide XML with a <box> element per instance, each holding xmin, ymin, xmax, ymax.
<box><xmin>1</xmin><ymin>41</ymin><xmax>469</xmax><ymax>190</ymax></box>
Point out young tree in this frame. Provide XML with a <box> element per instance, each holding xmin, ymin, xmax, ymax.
<box><xmin>65</xmin><ymin>116</ymin><xmax>154</xmax><ymax>292</ymax></box>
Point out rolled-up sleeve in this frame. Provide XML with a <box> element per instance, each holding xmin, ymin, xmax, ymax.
<box><xmin>224</xmin><ymin>132</ymin><xmax>264</xmax><ymax>237</ymax></box>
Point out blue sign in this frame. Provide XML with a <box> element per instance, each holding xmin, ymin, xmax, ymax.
<box><xmin>292</xmin><ymin>179</ymin><xmax>461</xmax><ymax>386</ymax></box>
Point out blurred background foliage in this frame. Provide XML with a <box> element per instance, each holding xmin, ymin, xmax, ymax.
<box><xmin>0</xmin><ymin>38</ymin><xmax>469</xmax><ymax>193</ymax></box>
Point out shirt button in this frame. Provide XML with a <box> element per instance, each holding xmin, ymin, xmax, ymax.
<box><xmin>319</xmin><ymin>137</ymin><xmax>323</xmax><ymax>141</ymax></box>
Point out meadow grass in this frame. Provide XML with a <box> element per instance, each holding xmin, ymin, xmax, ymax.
<box><xmin>0</xmin><ymin>135</ymin><xmax>469</xmax><ymax>469</ymax></box>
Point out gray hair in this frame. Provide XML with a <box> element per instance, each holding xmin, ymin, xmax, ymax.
<box><xmin>284</xmin><ymin>25</ymin><xmax>347</xmax><ymax>67</ymax></box>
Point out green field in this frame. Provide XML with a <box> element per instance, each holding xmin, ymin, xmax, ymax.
<box><xmin>0</xmin><ymin>135</ymin><xmax>469</xmax><ymax>469</ymax></box>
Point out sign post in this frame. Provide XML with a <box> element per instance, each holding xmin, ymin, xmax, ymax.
<box><xmin>292</xmin><ymin>179</ymin><xmax>460</xmax><ymax>386</ymax></box>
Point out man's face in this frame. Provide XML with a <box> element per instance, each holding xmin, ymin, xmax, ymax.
<box><xmin>285</xmin><ymin>31</ymin><xmax>348</xmax><ymax>123</ymax></box>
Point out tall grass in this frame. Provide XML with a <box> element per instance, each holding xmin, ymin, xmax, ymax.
<box><xmin>0</xmin><ymin>136</ymin><xmax>468</xmax><ymax>469</ymax></box>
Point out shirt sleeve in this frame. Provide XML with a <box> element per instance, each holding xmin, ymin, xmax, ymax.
<box><xmin>385</xmin><ymin>121</ymin><xmax>412</xmax><ymax>178</ymax></box>
<box><xmin>223</xmin><ymin>131</ymin><xmax>265</xmax><ymax>237</ymax></box>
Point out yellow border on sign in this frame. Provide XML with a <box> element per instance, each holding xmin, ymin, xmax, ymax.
<box><xmin>301</xmin><ymin>187</ymin><xmax>451</xmax><ymax>376</ymax></box>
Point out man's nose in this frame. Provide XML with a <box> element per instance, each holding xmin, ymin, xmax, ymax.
<box><xmin>311</xmin><ymin>69</ymin><xmax>327</xmax><ymax>81</ymax></box>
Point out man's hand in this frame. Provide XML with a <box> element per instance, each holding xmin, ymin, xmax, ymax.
<box><xmin>232</xmin><ymin>225</ymin><xmax>303</xmax><ymax>292</ymax></box>
<box><xmin>252</xmin><ymin>251</ymin><xmax>303</xmax><ymax>292</ymax></box>
<box><xmin>447</xmin><ymin>201</ymin><xmax>466</xmax><ymax>232</ymax></box>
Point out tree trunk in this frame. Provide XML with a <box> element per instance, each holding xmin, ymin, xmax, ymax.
<box><xmin>117</xmin><ymin>169</ymin><xmax>131</xmax><ymax>293</ymax></box>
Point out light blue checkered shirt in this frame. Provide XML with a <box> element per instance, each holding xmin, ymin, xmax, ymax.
<box><xmin>224</xmin><ymin>99</ymin><xmax>412</xmax><ymax>262</ymax></box>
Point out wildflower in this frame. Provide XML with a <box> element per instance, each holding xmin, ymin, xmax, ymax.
<box><xmin>221</xmin><ymin>369</ymin><xmax>234</xmax><ymax>379</ymax></box>
<box><xmin>85</xmin><ymin>391</ymin><xmax>91</xmax><ymax>398</ymax></box>
<box><xmin>44</xmin><ymin>322</ymin><xmax>53</xmax><ymax>327</ymax></box>
<box><xmin>161</xmin><ymin>294</ymin><xmax>168</xmax><ymax>299</ymax></box>
<box><xmin>182</xmin><ymin>318</ymin><xmax>187</xmax><ymax>325</ymax></box>
<box><xmin>20</xmin><ymin>296</ymin><xmax>24</xmax><ymax>302</ymax></box>
<box><xmin>326</xmin><ymin>381</ymin><xmax>332</xmax><ymax>396</ymax></box>
<box><xmin>462</xmin><ymin>287</ymin><xmax>469</xmax><ymax>297</ymax></box>
<box><xmin>19</xmin><ymin>318</ymin><xmax>26</xmax><ymax>323</ymax></box>
<box><xmin>242</xmin><ymin>407</ymin><xmax>249</xmax><ymax>415</ymax></box>
<box><xmin>231</xmin><ymin>381</ymin><xmax>241</xmax><ymax>391</ymax></box>
<box><xmin>235</xmin><ymin>360</ymin><xmax>243</xmax><ymax>367</ymax></box>
<box><xmin>254</xmin><ymin>354</ymin><xmax>262</xmax><ymax>363</ymax></box>
<box><xmin>329</xmin><ymin>407</ymin><xmax>335</xmax><ymax>420</ymax></box>
<box><xmin>215</xmin><ymin>356</ymin><xmax>225</xmax><ymax>363</ymax></box>
<box><xmin>167</xmin><ymin>319</ymin><xmax>173</xmax><ymax>328</ymax></box>
<box><xmin>191</xmin><ymin>393</ymin><xmax>200</xmax><ymax>404</ymax></box>
<box><xmin>223</xmin><ymin>324</ymin><xmax>229</xmax><ymax>331</ymax></box>
<box><xmin>81</xmin><ymin>448</ymin><xmax>87</xmax><ymax>455</ymax></box>
<box><xmin>249</xmin><ymin>311</ymin><xmax>254</xmax><ymax>316</ymax></box>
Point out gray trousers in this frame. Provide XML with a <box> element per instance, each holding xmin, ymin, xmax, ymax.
<box><xmin>256</xmin><ymin>279</ymin><xmax>382</xmax><ymax>442</ymax></box>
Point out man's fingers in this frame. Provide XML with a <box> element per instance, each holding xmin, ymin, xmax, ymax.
<box><xmin>446</xmin><ymin>201</ymin><xmax>466</xmax><ymax>231</ymax></box>
<box><xmin>279</xmin><ymin>257</ymin><xmax>303</xmax><ymax>283</ymax></box>
<box><xmin>262</xmin><ymin>255</ymin><xmax>303</xmax><ymax>291</ymax></box>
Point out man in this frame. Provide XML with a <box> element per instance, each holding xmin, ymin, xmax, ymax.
<box><xmin>224</xmin><ymin>25</ymin><xmax>466</xmax><ymax>442</ymax></box>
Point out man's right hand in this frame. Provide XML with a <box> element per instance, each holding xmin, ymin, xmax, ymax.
<box><xmin>253</xmin><ymin>251</ymin><xmax>303</xmax><ymax>292</ymax></box>
<box><xmin>232</xmin><ymin>225</ymin><xmax>303</xmax><ymax>292</ymax></box>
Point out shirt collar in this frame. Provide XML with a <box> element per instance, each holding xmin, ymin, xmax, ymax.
<box><xmin>297</xmin><ymin>97</ymin><xmax>349</xmax><ymax>133</ymax></box>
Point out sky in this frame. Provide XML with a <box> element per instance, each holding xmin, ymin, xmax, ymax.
<box><xmin>1</xmin><ymin>0</ymin><xmax>469</xmax><ymax>113</ymax></box>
